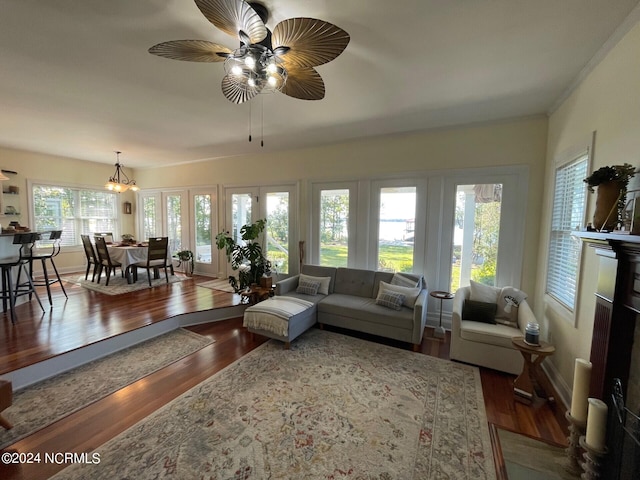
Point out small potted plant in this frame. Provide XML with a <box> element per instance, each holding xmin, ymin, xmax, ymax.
<box><xmin>584</xmin><ymin>163</ymin><xmax>636</xmax><ymax>231</ymax></box>
<box><xmin>174</xmin><ymin>250</ymin><xmax>194</xmax><ymax>276</ymax></box>
<box><xmin>121</xmin><ymin>233</ymin><xmax>136</xmax><ymax>245</ymax></box>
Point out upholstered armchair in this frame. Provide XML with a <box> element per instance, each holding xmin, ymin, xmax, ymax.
<box><xmin>450</xmin><ymin>285</ymin><xmax>536</xmax><ymax>375</ymax></box>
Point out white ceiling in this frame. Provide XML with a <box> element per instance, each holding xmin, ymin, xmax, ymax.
<box><xmin>1</xmin><ymin>0</ymin><xmax>638</xmax><ymax>168</ymax></box>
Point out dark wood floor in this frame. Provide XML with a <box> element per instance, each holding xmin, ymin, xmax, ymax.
<box><xmin>0</xmin><ymin>276</ymin><xmax>569</xmax><ymax>479</ymax></box>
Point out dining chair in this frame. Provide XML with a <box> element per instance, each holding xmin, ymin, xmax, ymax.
<box><xmin>0</xmin><ymin>233</ymin><xmax>45</xmax><ymax>323</ymax></box>
<box><xmin>26</xmin><ymin>230</ymin><xmax>68</xmax><ymax>305</ymax></box>
<box><xmin>81</xmin><ymin>234</ymin><xmax>99</xmax><ymax>281</ymax></box>
<box><xmin>132</xmin><ymin>237</ymin><xmax>170</xmax><ymax>287</ymax></box>
<box><xmin>94</xmin><ymin>236</ymin><xmax>123</xmax><ymax>286</ymax></box>
<box><xmin>94</xmin><ymin>232</ymin><xmax>114</xmax><ymax>244</ymax></box>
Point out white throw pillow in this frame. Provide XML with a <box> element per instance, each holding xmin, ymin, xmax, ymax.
<box><xmin>469</xmin><ymin>280</ymin><xmax>499</xmax><ymax>303</ymax></box>
<box><xmin>496</xmin><ymin>286</ymin><xmax>527</xmax><ymax>326</ymax></box>
<box><xmin>378</xmin><ymin>281</ymin><xmax>420</xmax><ymax>308</ymax></box>
<box><xmin>299</xmin><ymin>274</ymin><xmax>331</xmax><ymax>295</ymax></box>
<box><xmin>390</xmin><ymin>272</ymin><xmax>421</xmax><ymax>288</ymax></box>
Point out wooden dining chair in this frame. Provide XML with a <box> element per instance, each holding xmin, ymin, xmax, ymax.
<box><xmin>81</xmin><ymin>234</ymin><xmax>99</xmax><ymax>281</ymax></box>
<box><xmin>94</xmin><ymin>232</ymin><xmax>114</xmax><ymax>244</ymax></box>
<box><xmin>94</xmin><ymin>236</ymin><xmax>123</xmax><ymax>286</ymax></box>
<box><xmin>133</xmin><ymin>237</ymin><xmax>170</xmax><ymax>287</ymax></box>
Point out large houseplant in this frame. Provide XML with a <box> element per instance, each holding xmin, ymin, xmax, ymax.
<box><xmin>584</xmin><ymin>163</ymin><xmax>636</xmax><ymax>231</ymax></box>
<box><xmin>215</xmin><ymin>219</ymin><xmax>271</xmax><ymax>293</ymax></box>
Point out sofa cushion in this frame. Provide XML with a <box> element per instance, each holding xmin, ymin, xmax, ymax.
<box><xmin>469</xmin><ymin>280</ymin><xmax>500</xmax><ymax>303</ymax></box>
<box><xmin>375</xmin><ymin>290</ymin><xmax>405</xmax><ymax>310</ymax></box>
<box><xmin>459</xmin><ymin>320</ymin><xmax>521</xmax><ymax>349</ymax></box>
<box><xmin>318</xmin><ymin>293</ymin><xmax>414</xmax><ymax>330</ymax></box>
<box><xmin>378</xmin><ymin>281</ymin><xmax>421</xmax><ymax>308</ymax></box>
<box><xmin>462</xmin><ymin>300</ymin><xmax>497</xmax><ymax>324</ymax></box>
<box><xmin>300</xmin><ymin>265</ymin><xmax>337</xmax><ymax>293</ymax></box>
<box><xmin>296</xmin><ymin>280</ymin><xmax>320</xmax><ymax>296</ymax></box>
<box><xmin>334</xmin><ymin>268</ymin><xmax>376</xmax><ymax>298</ymax></box>
<box><xmin>299</xmin><ymin>274</ymin><xmax>332</xmax><ymax>295</ymax></box>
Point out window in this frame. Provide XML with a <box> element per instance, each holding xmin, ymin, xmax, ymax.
<box><xmin>32</xmin><ymin>185</ymin><xmax>118</xmax><ymax>246</ymax></box>
<box><xmin>546</xmin><ymin>153</ymin><xmax>589</xmax><ymax>310</ymax></box>
<box><xmin>450</xmin><ymin>183</ymin><xmax>503</xmax><ymax>292</ymax></box>
<box><xmin>266</xmin><ymin>192</ymin><xmax>290</xmax><ymax>274</ymax></box>
<box><xmin>194</xmin><ymin>194</ymin><xmax>212</xmax><ymax>263</ymax></box>
<box><xmin>377</xmin><ymin>186</ymin><xmax>416</xmax><ymax>272</ymax></box>
<box><xmin>319</xmin><ymin>189</ymin><xmax>350</xmax><ymax>267</ymax></box>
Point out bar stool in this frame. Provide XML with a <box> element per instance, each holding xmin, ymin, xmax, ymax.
<box><xmin>27</xmin><ymin>230</ymin><xmax>68</xmax><ymax>305</ymax></box>
<box><xmin>0</xmin><ymin>233</ymin><xmax>45</xmax><ymax>324</ymax></box>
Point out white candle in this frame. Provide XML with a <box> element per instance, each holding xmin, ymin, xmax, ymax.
<box><xmin>570</xmin><ymin>358</ymin><xmax>592</xmax><ymax>422</ymax></box>
<box><xmin>585</xmin><ymin>398</ymin><xmax>608</xmax><ymax>451</ymax></box>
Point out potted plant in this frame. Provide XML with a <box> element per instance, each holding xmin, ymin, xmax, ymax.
<box><xmin>584</xmin><ymin>163</ymin><xmax>636</xmax><ymax>231</ymax></box>
<box><xmin>121</xmin><ymin>233</ymin><xmax>136</xmax><ymax>245</ymax></box>
<box><xmin>215</xmin><ymin>219</ymin><xmax>271</xmax><ymax>293</ymax></box>
<box><xmin>174</xmin><ymin>250</ymin><xmax>194</xmax><ymax>276</ymax></box>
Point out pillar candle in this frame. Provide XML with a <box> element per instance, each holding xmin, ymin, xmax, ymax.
<box><xmin>570</xmin><ymin>358</ymin><xmax>592</xmax><ymax>422</ymax></box>
<box><xmin>585</xmin><ymin>398</ymin><xmax>608</xmax><ymax>451</ymax></box>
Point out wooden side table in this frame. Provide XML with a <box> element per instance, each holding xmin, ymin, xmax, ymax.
<box><xmin>240</xmin><ymin>285</ymin><xmax>273</xmax><ymax>305</ymax></box>
<box><xmin>511</xmin><ymin>336</ymin><xmax>556</xmax><ymax>405</ymax></box>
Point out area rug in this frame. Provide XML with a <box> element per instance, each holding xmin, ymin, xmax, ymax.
<box><xmin>62</xmin><ymin>271</ymin><xmax>186</xmax><ymax>295</ymax></box>
<box><xmin>53</xmin><ymin>329</ymin><xmax>496</xmax><ymax>480</ymax></box>
<box><xmin>197</xmin><ymin>277</ymin><xmax>236</xmax><ymax>293</ymax></box>
<box><xmin>495</xmin><ymin>426</ymin><xmax>577</xmax><ymax>480</ymax></box>
<box><xmin>0</xmin><ymin>329</ymin><xmax>213</xmax><ymax>450</ymax></box>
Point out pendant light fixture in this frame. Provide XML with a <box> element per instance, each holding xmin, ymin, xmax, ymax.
<box><xmin>105</xmin><ymin>151</ymin><xmax>139</xmax><ymax>192</ymax></box>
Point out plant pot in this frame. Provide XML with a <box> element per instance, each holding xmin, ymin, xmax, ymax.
<box><xmin>183</xmin><ymin>262</ymin><xmax>193</xmax><ymax>277</ymax></box>
<box><xmin>594</xmin><ymin>180</ymin><xmax>624</xmax><ymax>231</ymax></box>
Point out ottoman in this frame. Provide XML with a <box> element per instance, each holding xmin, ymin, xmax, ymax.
<box><xmin>243</xmin><ymin>296</ymin><xmax>316</xmax><ymax>348</ymax></box>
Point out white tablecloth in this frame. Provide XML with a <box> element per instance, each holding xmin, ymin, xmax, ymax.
<box><xmin>107</xmin><ymin>245</ymin><xmax>149</xmax><ymax>270</ymax></box>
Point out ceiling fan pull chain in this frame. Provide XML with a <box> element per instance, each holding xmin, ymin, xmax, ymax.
<box><xmin>261</xmin><ymin>96</ymin><xmax>264</xmax><ymax>147</ymax></box>
<box><xmin>248</xmin><ymin>101</ymin><xmax>252</xmax><ymax>143</ymax></box>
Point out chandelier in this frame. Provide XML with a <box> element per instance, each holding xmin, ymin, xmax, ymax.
<box><xmin>105</xmin><ymin>151</ymin><xmax>139</xmax><ymax>193</ymax></box>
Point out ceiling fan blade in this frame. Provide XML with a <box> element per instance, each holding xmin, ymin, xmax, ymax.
<box><xmin>272</xmin><ymin>18</ymin><xmax>350</xmax><ymax>68</ymax></box>
<box><xmin>149</xmin><ymin>40</ymin><xmax>232</xmax><ymax>62</ymax></box>
<box><xmin>195</xmin><ymin>0</ymin><xmax>267</xmax><ymax>44</ymax></box>
<box><xmin>221</xmin><ymin>74</ymin><xmax>261</xmax><ymax>104</ymax></box>
<box><xmin>280</xmin><ymin>66</ymin><xmax>325</xmax><ymax>100</ymax></box>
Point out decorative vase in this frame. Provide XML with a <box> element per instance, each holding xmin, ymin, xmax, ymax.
<box><xmin>594</xmin><ymin>180</ymin><xmax>623</xmax><ymax>231</ymax></box>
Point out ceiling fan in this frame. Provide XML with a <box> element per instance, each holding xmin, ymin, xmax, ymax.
<box><xmin>149</xmin><ymin>0</ymin><xmax>350</xmax><ymax>104</ymax></box>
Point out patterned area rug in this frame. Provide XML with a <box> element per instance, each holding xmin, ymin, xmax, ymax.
<box><xmin>54</xmin><ymin>329</ymin><xmax>496</xmax><ymax>480</ymax></box>
<box><xmin>0</xmin><ymin>329</ymin><xmax>213</xmax><ymax>450</ymax></box>
<box><xmin>197</xmin><ymin>277</ymin><xmax>236</xmax><ymax>293</ymax></box>
<box><xmin>62</xmin><ymin>271</ymin><xmax>186</xmax><ymax>295</ymax></box>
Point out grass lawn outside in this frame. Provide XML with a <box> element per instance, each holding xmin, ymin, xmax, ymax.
<box><xmin>320</xmin><ymin>243</ymin><xmax>414</xmax><ymax>272</ymax></box>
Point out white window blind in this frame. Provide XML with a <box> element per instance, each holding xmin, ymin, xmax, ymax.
<box><xmin>32</xmin><ymin>185</ymin><xmax>118</xmax><ymax>247</ymax></box>
<box><xmin>546</xmin><ymin>154</ymin><xmax>588</xmax><ymax>310</ymax></box>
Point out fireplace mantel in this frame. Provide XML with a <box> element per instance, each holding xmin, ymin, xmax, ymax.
<box><xmin>574</xmin><ymin>231</ymin><xmax>639</xmax><ymax>402</ymax></box>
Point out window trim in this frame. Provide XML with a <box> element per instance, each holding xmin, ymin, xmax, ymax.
<box><xmin>28</xmin><ymin>179</ymin><xmax>122</xmax><ymax>249</ymax></box>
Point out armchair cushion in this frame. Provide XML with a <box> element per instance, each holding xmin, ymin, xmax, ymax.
<box><xmin>462</xmin><ymin>300</ymin><xmax>497</xmax><ymax>324</ymax></box>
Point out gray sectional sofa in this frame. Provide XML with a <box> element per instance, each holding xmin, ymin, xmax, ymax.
<box><xmin>274</xmin><ymin>264</ymin><xmax>428</xmax><ymax>350</ymax></box>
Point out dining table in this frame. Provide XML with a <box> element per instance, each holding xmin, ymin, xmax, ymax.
<box><xmin>106</xmin><ymin>243</ymin><xmax>172</xmax><ymax>283</ymax></box>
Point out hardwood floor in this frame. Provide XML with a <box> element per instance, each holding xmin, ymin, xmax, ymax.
<box><xmin>0</xmin><ymin>276</ymin><xmax>569</xmax><ymax>479</ymax></box>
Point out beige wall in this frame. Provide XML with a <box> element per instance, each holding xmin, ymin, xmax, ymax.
<box><xmin>136</xmin><ymin>115</ymin><xmax>548</xmax><ymax>297</ymax></box>
<box><xmin>0</xmin><ymin>147</ymin><xmax>137</xmax><ymax>270</ymax></box>
<box><xmin>537</xmin><ymin>20</ymin><xmax>640</xmax><ymax>396</ymax></box>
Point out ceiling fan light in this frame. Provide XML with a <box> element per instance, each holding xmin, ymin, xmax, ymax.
<box><xmin>231</xmin><ymin>65</ymin><xmax>243</xmax><ymax>75</ymax></box>
<box><xmin>245</xmin><ymin>56</ymin><xmax>256</xmax><ymax>68</ymax></box>
<box><xmin>266</xmin><ymin>62</ymin><xmax>277</xmax><ymax>74</ymax></box>
<box><xmin>268</xmin><ymin>75</ymin><xmax>277</xmax><ymax>87</ymax></box>
<box><xmin>248</xmin><ymin>77</ymin><xmax>256</xmax><ymax>87</ymax></box>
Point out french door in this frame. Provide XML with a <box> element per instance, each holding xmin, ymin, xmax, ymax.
<box><xmin>223</xmin><ymin>185</ymin><xmax>296</xmax><ymax>280</ymax></box>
